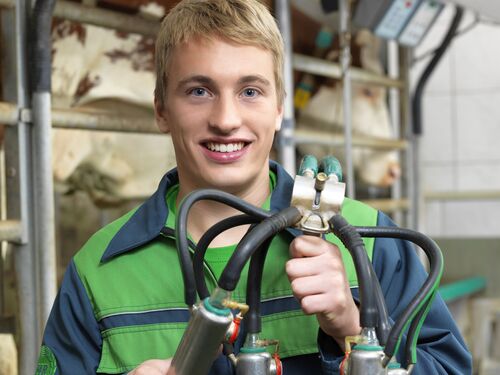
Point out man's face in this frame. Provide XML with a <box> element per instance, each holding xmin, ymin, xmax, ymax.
<box><xmin>155</xmin><ymin>37</ymin><xmax>283</xmax><ymax>194</ymax></box>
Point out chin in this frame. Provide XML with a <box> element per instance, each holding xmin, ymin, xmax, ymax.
<box><xmin>204</xmin><ymin>164</ymin><xmax>244</xmax><ymax>182</ymax></box>
<box><xmin>207</xmin><ymin>177</ymin><xmax>247</xmax><ymax>193</ymax></box>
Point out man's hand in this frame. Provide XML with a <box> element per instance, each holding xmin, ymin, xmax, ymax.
<box><xmin>286</xmin><ymin>235</ymin><xmax>361</xmax><ymax>348</ymax></box>
<box><xmin>128</xmin><ymin>359</ymin><xmax>173</xmax><ymax>375</ymax></box>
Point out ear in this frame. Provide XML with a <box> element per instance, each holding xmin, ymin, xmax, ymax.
<box><xmin>154</xmin><ymin>96</ymin><xmax>170</xmax><ymax>134</ymax></box>
<box><xmin>275</xmin><ymin>105</ymin><xmax>284</xmax><ymax>131</ymax></box>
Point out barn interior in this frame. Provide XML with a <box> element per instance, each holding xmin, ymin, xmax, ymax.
<box><xmin>1</xmin><ymin>0</ymin><xmax>500</xmax><ymax>374</ymax></box>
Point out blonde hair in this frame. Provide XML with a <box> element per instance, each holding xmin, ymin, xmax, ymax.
<box><xmin>154</xmin><ymin>0</ymin><xmax>285</xmax><ymax>108</ymax></box>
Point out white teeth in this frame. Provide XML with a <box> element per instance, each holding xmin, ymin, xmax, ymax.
<box><xmin>206</xmin><ymin>142</ymin><xmax>244</xmax><ymax>153</ymax></box>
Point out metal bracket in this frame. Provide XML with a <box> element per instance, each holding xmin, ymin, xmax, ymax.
<box><xmin>291</xmin><ymin>174</ymin><xmax>346</xmax><ymax>234</ymax></box>
<box><xmin>19</xmin><ymin>107</ymin><xmax>32</xmax><ymax>123</ymax></box>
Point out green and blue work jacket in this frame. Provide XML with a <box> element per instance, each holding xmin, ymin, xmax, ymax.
<box><xmin>37</xmin><ymin>161</ymin><xmax>471</xmax><ymax>374</ymax></box>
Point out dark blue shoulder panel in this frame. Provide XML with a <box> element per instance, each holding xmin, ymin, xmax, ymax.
<box><xmin>318</xmin><ymin>211</ymin><xmax>472</xmax><ymax>374</ymax></box>
<box><xmin>41</xmin><ymin>259</ymin><xmax>102</xmax><ymax>374</ymax></box>
<box><xmin>373</xmin><ymin>212</ymin><xmax>472</xmax><ymax>374</ymax></box>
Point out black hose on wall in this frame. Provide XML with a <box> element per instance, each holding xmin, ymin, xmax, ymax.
<box><xmin>412</xmin><ymin>6</ymin><xmax>464</xmax><ymax>135</ymax></box>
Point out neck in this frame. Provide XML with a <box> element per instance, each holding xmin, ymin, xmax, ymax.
<box><xmin>176</xmin><ymin>169</ymin><xmax>271</xmax><ymax>246</ymax></box>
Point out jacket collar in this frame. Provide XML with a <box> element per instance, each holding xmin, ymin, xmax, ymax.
<box><xmin>101</xmin><ymin>160</ymin><xmax>296</xmax><ymax>262</ymax></box>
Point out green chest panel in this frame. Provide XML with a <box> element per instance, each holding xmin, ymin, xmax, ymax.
<box><xmin>90</xmin><ymin>235</ymin><xmax>320</xmax><ymax>373</ymax></box>
<box><xmin>74</xmin><ymin>198</ymin><xmax>378</xmax><ymax>373</ymax></box>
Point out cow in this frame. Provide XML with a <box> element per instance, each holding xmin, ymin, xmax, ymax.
<box><xmin>296</xmin><ymin>29</ymin><xmax>401</xmax><ymax>188</ymax></box>
<box><xmin>0</xmin><ymin>334</ymin><xmax>17</xmax><ymax>375</ymax></box>
<box><xmin>51</xmin><ymin>18</ymin><xmax>176</xmax><ymax>206</ymax></box>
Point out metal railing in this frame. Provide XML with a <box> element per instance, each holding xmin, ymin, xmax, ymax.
<box><xmin>293</xmin><ymin>53</ymin><xmax>405</xmax><ymax>89</ymax></box>
<box><xmin>0</xmin><ymin>0</ymin><xmax>159</xmax><ymax>35</ymax></box>
<box><xmin>294</xmin><ymin>127</ymin><xmax>408</xmax><ymax>151</ymax></box>
<box><xmin>0</xmin><ymin>220</ymin><xmax>22</xmax><ymax>242</ymax></box>
<box><xmin>424</xmin><ymin>190</ymin><xmax>500</xmax><ymax>201</ymax></box>
<box><xmin>1</xmin><ymin>102</ymin><xmax>159</xmax><ymax>133</ymax></box>
<box><xmin>362</xmin><ymin>198</ymin><xmax>410</xmax><ymax>213</ymax></box>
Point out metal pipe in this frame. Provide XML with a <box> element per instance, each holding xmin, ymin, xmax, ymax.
<box><xmin>53</xmin><ymin>0</ymin><xmax>159</xmax><ymax>36</ymax></box>
<box><xmin>361</xmin><ymin>199</ymin><xmax>409</xmax><ymax>213</ymax></box>
<box><xmin>275</xmin><ymin>0</ymin><xmax>296</xmax><ymax>175</ymax></box>
<box><xmin>31</xmin><ymin>0</ymin><xmax>58</xmax><ymax>330</ymax></box>
<box><xmin>424</xmin><ymin>190</ymin><xmax>500</xmax><ymax>201</ymax></box>
<box><xmin>0</xmin><ymin>133</ymin><xmax>5</xmax><ymax>317</ymax></box>
<box><xmin>339</xmin><ymin>0</ymin><xmax>354</xmax><ymax>198</ymax></box>
<box><xmin>51</xmin><ymin>107</ymin><xmax>159</xmax><ymax>133</ymax></box>
<box><xmin>294</xmin><ymin>128</ymin><xmax>407</xmax><ymax>150</ymax></box>
<box><xmin>398</xmin><ymin>48</ymin><xmax>417</xmax><ymax>230</ymax></box>
<box><xmin>410</xmin><ymin>135</ymin><xmax>420</xmax><ymax>232</ymax></box>
<box><xmin>0</xmin><ymin>0</ymin><xmax>159</xmax><ymax>36</ymax></box>
<box><xmin>0</xmin><ymin>101</ymin><xmax>19</xmax><ymax>124</ymax></box>
<box><xmin>0</xmin><ymin>220</ymin><xmax>22</xmax><ymax>242</ymax></box>
<box><xmin>32</xmin><ymin>93</ymin><xmax>58</xmax><ymax>326</ymax></box>
<box><xmin>0</xmin><ymin>102</ymin><xmax>160</xmax><ymax>133</ymax></box>
<box><xmin>8</xmin><ymin>0</ymin><xmax>40</xmax><ymax>373</ymax></box>
<box><xmin>293</xmin><ymin>53</ymin><xmax>404</xmax><ymax>89</ymax></box>
<box><xmin>387</xmin><ymin>40</ymin><xmax>403</xmax><ymax>225</ymax></box>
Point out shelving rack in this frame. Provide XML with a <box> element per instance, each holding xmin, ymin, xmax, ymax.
<box><xmin>275</xmin><ymin>0</ymin><xmax>415</xmax><ymax>225</ymax></box>
<box><xmin>0</xmin><ymin>1</ymin><xmax>415</xmax><ymax>374</ymax></box>
<box><xmin>0</xmin><ymin>1</ymin><xmax>164</xmax><ymax>374</ymax></box>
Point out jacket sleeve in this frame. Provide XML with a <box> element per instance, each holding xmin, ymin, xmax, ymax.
<box><xmin>318</xmin><ymin>211</ymin><xmax>472</xmax><ymax>374</ymax></box>
<box><xmin>36</xmin><ymin>259</ymin><xmax>103</xmax><ymax>375</ymax></box>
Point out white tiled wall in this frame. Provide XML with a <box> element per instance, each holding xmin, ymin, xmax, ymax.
<box><xmin>412</xmin><ymin>6</ymin><xmax>500</xmax><ymax>237</ymax></box>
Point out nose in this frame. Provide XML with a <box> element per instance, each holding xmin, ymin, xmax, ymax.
<box><xmin>208</xmin><ymin>94</ymin><xmax>242</xmax><ymax>134</ymax></box>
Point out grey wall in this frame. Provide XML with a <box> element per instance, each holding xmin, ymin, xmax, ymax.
<box><xmin>437</xmin><ymin>238</ymin><xmax>500</xmax><ymax>297</ymax></box>
<box><xmin>411</xmin><ymin>6</ymin><xmax>500</xmax><ymax>238</ymax></box>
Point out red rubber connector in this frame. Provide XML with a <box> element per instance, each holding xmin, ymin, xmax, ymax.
<box><xmin>274</xmin><ymin>353</ymin><xmax>282</xmax><ymax>375</ymax></box>
<box><xmin>227</xmin><ymin>316</ymin><xmax>241</xmax><ymax>344</ymax></box>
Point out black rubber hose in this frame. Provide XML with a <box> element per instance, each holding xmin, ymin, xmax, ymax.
<box><xmin>371</xmin><ymin>269</ymin><xmax>391</xmax><ymax>347</ymax></box>
<box><xmin>412</xmin><ymin>6</ymin><xmax>463</xmax><ymax>135</ymax></box>
<box><xmin>355</xmin><ymin>227</ymin><xmax>442</xmax><ymax>361</ymax></box>
<box><xmin>219</xmin><ymin>207</ymin><xmax>302</xmax><ymax>291</ymax></box>
<box><xmin>404</xmin><ymin>292</ymin><xmax>434</xmax><ymax>367</ymax></box>
<box><xmin>194</xmin><ymin>214</ymin><xmax>260</xmax><ymax>300</ymax></box>
<box><xmin>246</xmin><ymin>237</ymin><xmax>274</xmax><ymax>334</ymax></box>
<box><xmin>32</xmin><ymin>0</ymin><xmax>56</xmax><ymax>92</ymax></box>
<box><xmin>329</xmin><ymin>215</ymin><xmax>379</xmax><ymax>329</ymax></box>
<box><xmin>176</xmin><ymin>189</ymin><xmax>272</xmax><ymax>306</ymax></box>
<box><xmin>321</xmin><ymin>0</ymin><xmax>339</xmax><ymax>13</ymax></box>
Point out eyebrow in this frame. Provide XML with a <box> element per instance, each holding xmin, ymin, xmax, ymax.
<box><xmin>237</xmin><ymin>75</ymin><xmax>271</xmax><ymax>86</ymax></box>
<box><xmin>177</xmin><ymin>75</ymin><xmax>214</xmax><ymax>88</ymax></box>
<box><xmin>176</xmin><ymin>74</ymin><xmax>271</xmax><ymax>89</ymax></box>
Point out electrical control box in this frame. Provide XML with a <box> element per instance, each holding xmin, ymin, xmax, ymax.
<box><xmin>374</xmin><ymin>0</ymin><xmax>423</xmax><ymax>40</ymax></box>
<box><xmin>353</xmin><ymin>0</ymin><xmax>444</xmax><ymax>46</ymax></box>
<box><xmin>399</xmin><ymin>1</ymin><xmax>444</xmax><ymax>46</ymax></box>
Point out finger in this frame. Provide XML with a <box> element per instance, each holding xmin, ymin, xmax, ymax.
<box><xmin>286</xmin><ymin>257</ymin><xmax>323</xmax><ymax>279</ymax></box>
<box><xmin>289</xmin><ymin>236</ymin><xmax>341</xmax><ymax>259</ymax></box>
<box><xmin>164</xmin><ymin>359</ymin><xmax>173</xmax><ymax>373</ymax></box>
<box><xmin>299</xmin><ymin>293</ymin><xmax>350</xmax><ymax>316</ymax></box>
<box><xmin>152</xmin><ymin>359</ymin><xmax>172</xmax><ymax>373</ymax></box>
<box><xmin>286</xmin><ymin>253</ymin><xmax>345</xmax><ymax>280</ymax></box>
<box><xmin>290</xmin><ymin>275</ymin><xmax>332</xmax><ymax>299</ymax></box>
<box><xmin>131</xmin><ymin>359</ymin><xmax>173</xmax><ymax>375</ymax></box>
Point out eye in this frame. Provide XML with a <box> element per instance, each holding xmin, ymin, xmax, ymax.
<box><xmin>242</xmin><ymin>88</ymin><xmax>259</xmax><ymax>98</ymax></box>
<box><xmin>189</xmin><ymin>87</ymin><xmax>208</xmax><ymax>97</ymax></box>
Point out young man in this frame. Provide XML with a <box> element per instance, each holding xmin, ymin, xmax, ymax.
<box><xmin>37</xmin><ymin>1</ymin><xmax>471</xmax><ymax>374</ymax></box>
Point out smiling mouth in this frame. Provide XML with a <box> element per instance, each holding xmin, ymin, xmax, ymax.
<box><xmin>204</xmin><ymin>142</ymin><xmax>247</xmax><ymax>153</ymax></box>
